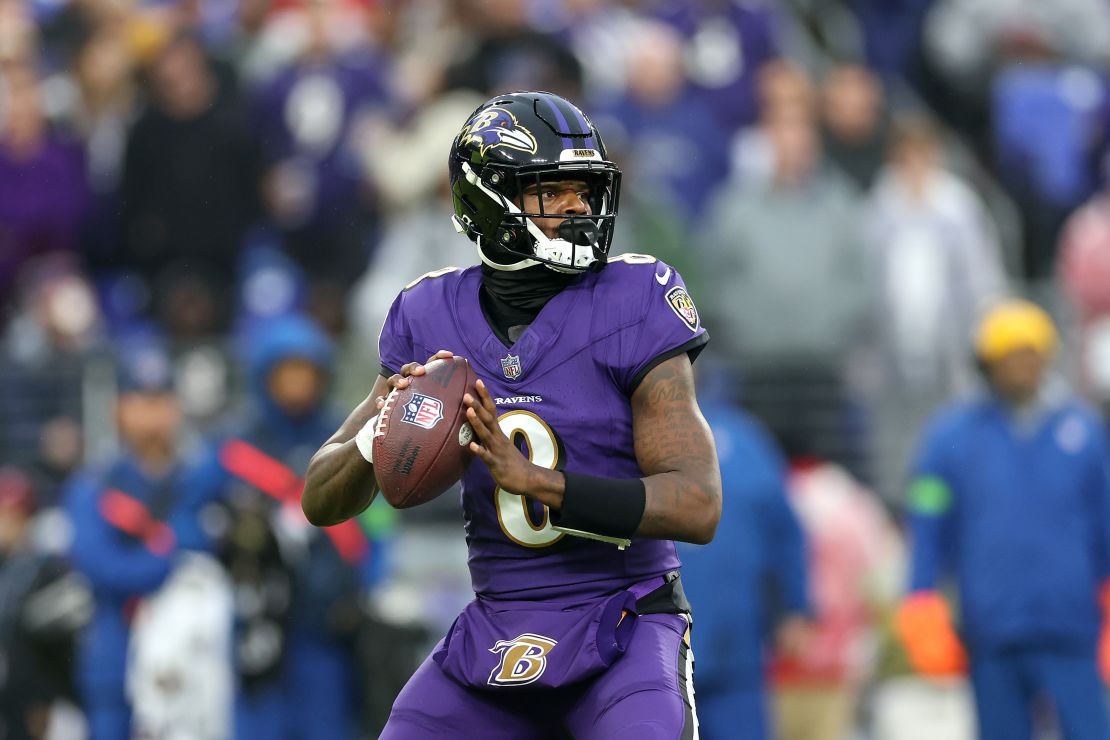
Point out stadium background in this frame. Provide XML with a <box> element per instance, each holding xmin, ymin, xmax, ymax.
<box><xmin>3</xmin><ymin>0</ymin><xmax>1110</xmax><ymax>737</ymax></box>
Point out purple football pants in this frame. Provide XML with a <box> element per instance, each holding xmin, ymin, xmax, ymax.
<box><xmin>380</xmin><ymin>613</ymin><xmax>699</xmax><ymax>739</ymax></box>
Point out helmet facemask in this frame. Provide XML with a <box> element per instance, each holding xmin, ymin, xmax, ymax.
<box><xmin>452</xmin><ymin>160</ymin><xmax>621</xmax><ymax>274</ymax></box>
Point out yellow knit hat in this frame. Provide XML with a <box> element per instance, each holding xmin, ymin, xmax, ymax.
<box><xmin>975</xmin><ymin>300</ymin><xmax>1058</xmax><ymax>363</ymax></box>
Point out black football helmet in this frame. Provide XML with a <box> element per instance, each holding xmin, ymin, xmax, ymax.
<box><xmin>449</xmin><ymin>91</ymin><xmax>622</xmax><ymax>273</ymax></box>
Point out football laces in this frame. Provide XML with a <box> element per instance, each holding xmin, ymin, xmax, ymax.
<box><xmin>377</xmin><ymin>387</ymin><xmax>400</xmax><ymax>439</ymax></box>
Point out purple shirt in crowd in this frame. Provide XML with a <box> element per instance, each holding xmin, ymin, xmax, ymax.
<box><xmin>0</xmin><ymin>139</ymin><xmax>87</xmax><ymax>298</ymax></box>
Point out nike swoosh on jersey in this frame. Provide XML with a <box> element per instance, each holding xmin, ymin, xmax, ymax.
<box><xmin>655</xmin><ymin>267</ymin><xmax>672</xmax><ymax>285</ymax></box>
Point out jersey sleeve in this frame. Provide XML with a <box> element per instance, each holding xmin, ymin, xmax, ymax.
<box><xmin>616</xmin><ymin>260</ymin><xmax>709</xmax><ymax>393</ymax></box>
<box><xmin>377</xmin><ymin>290</ymin><xmax>415</xmax><ymax>377</ymax></box>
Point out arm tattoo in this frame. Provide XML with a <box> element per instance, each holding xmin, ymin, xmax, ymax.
<box><xmin>642</xmin><ymin>363</ymin><xmax>692</xmax><ymax>405</ymax></box>
<box><xmin>631</xmin><ymin>355</ymin><xmax>722</xmax><ymax>543</ymax></box>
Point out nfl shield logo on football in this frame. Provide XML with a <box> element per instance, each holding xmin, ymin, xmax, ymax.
<box><xmin>501</xmin><ymin>354</ymin><xmax>522</xmax><ymax>380</ymax></box>
<box><xmin>401</xmin><ymin>393</ymin><xmax>444</xmax><ymax>429</ymax></box>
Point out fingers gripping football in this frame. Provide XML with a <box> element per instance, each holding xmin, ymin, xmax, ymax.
<box><xmin>465</xmin><ymin>379</ymin><xmax>534</xmax><ymax>496</ymax></box>
<box><xmin>375</xmin><ymin>350</ymin><xmax>455</xmax><ymax>411</ymax></box>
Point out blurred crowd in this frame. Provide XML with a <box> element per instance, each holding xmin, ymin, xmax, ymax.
<box><xmin>5</xmin><ymin>0</ymin><xmax>1110</xmax><ymax>738</ymax></box>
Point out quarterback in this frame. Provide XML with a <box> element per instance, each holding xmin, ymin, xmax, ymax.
<box><xmin>302</xmin><ymin>91</ymin><xmax>721</xmax><ymax>739</ymax></box>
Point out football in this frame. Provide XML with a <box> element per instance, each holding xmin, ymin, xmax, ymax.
<box><xmin>374</xmin><ymin>356</ymin><xmax>479</xmax><ymax>509</ymax></box>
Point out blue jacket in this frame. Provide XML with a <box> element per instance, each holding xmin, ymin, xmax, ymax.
<box><xmin>65</xmin><ymin>454</ymin><xmax>206</xmax><ymax>690</ymax></box>
<box><xmin>677</xmin><ymin>406</ymin><xmax>809</xmax><ymax>692</ymax></box>
<box><xmin>907</xmin><ymin>391</ymin><xmax>1110</xmax><ymax>652</ymax></box>
<box><xmin>196</xmin><ymin>315</ymin><xmax>373</xmax><ymax>636</ymax></box>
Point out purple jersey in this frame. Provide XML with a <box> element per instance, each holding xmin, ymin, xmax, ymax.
<box><xmin>378</xmin><ymin>254</ymin><xmax>708</xmax><ymax>601</ymax></box>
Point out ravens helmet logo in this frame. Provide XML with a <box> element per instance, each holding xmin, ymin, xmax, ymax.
<box><xmin>459</xmin><ymin>108</ymin><xmax>538</xmax><ymax>156</ymax></box>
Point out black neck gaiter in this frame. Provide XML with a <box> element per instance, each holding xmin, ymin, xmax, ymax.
<box><xmin>479</xmin><ymin>263</ymin><xmax>578</xmax><ymax>343</ymax></box>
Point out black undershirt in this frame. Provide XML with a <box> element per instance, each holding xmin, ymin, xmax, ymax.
<box><xmin>478</xmin><ymin>287</ymin><xmax>539</xmax><ymax>346</ymax></box>
<box><xmin>478</xmin><ymin>264</ymin><xmax>577</xmax><ymax>347</ymax></box>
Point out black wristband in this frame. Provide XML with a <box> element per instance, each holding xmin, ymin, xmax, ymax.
<box><xmin>551</xmin><ymin>473</ymin><xmax>646</xmax><ymax>540</ymax></box>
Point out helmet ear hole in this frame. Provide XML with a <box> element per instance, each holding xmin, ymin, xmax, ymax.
<box><xmin>495</xmin><ymin>223</ymin><xmax>525</xmax><ymax>248</ymax></box>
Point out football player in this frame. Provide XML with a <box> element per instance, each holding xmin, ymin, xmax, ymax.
<box><xmin>302</xmin><ymin>91</ymin><xmax>721</xmax><ymax>739</ymax></box>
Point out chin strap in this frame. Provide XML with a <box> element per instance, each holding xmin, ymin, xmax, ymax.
<box><xmin>475</xmin><ymin>241</ymin><xmax>538</xmax><ymax>272</ymax></box>
<box><xmin>453</xmin><ymin>214</ymin><xmax>537</xmax><ymax>271</ymax></box>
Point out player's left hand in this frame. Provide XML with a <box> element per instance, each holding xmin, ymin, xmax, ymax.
<box><xmin>464</xmin><ymin>379</ymin><xmax>539</xmax><ymax>498</ymax></box>
<box><xmin>375</xmin><ymin>350</ymin><xmax>455</xmax><ymax>411</ymax></box>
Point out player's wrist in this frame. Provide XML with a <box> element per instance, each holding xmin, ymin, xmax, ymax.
<box><xmin>550</xmin><ymin>473</ymin><xmax>645</xmax><ymax>539</ymax></box>
<box><xmin>522</xmin><ymin>466</ymin><xmax>565</xmax><ymax>508</ymax></box>
<box><xmin>354</xmin><ymin>413</ymin><xmax>380</xmax><ymax>465</ymax></box>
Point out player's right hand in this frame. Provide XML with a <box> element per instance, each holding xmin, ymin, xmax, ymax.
<box><xmin>464</xmin><ymin>378</ymin><xmax>537</xmax><ymax>497</ymax></box>
<box><xmin>375</xmin><ymin>350</ymin><xmax>455</xmax><ymax>411</ymax></box>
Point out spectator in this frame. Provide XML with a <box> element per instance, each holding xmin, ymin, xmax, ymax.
<box><xmin>1057</xmin><ymin>187</ymin><xmax>1110</xmax><ymax>413</ymax></box>
<box><xmin>990</xmin><ymin>65</ymin><xmax>1106</xmax><ymax>278</ymax></box>
<box><xmin>445</xmin><ymin>0</ymin><xmax>583</xmax><ymax>99</ymax></box>
<box><xmin>771</xmin><ymin>454</ymin><xmax>902</xmax><ymax>740</ymax></box>
<box><xmin>205</xmin><ymin>0</ymin><xmax>279</xmax><ymax>87</ymax></box>
<box><xmin>0</xmin><ymin>466</ymin><xmax>88</xmax><ymax>740</ymax></box>
<box><xmin>647</xmin><ymin>0</ymin><xmax>780</xmax><ymax>134</ymax></box>
<box><xmin>118</xmin><ymin>32</ymin><xmax>260</xmax><ymax>336</ymax></box>
<box><xmin>65</xmin><ymin>23</ymin><xmax>138</xmax><ymax>270</ymax></box>
<box><xmin>191</xmin><ymin>314</ymin><xmax>373</xmax><ymax>739</ymax></box>
<box><xmin>866</xmin><ymin>116</ymin><xmax>1007</xmax><ymax>400</ymax></box>
<box><xmin>252</xmin><ymin>2</ymin><xmax>389</xmax><ymax>331</ymax></box>
<box><xmin>727</xmin><ymin>60</ymin><xmax>817</xmax><ymax>187</ymax></box>
<box><xmin>532</xmin><ymin>0</ymin><xmax>642</xmax><ymax>103</ymax></box>
<box><xmin>922</xmin><ymin>0</ymin><xmax>1110</xmax><ymax>148</ymax></box>
<box><xmin>125</xmin><ymin>548</ymin><xmax>233</xmax><ymax>740</ymax></box>
<box><xmin>0</xmin><ymin>0</ymin><xmax>37</xmax><ymax>68</ymax></box>
<box><xmin>851</xmin><ymin>0</ymin><xmax>934</xmax><ymax>80</ymax></box>
<box><xmin>349</xmin><ymin>89</ymin><xmax>483</xmax><ymax>351</ymax></box>
<box><xmin>192</xmin><ymin>0</ymin><xmax>378</xmax><ymax>89</ymax></box>
<box><xmin>702</xmin><ymin>80</ymin><xmax>869</xmax><ymax>471</ymax></box>
<box><xmin>924</xmin><ymin>0</ymin><xmax>1110</xmax><ymax>96</ymax></box>
<box><xmin>594</xmin><ymin>19</ymin><xmax>729</xmax><ymax>223</ymax></box>
<box><xmin>863</xmin><ymin>115</ymin><xmax>1008</xmax><ymax>501</ymax></box>
<box><xmin>896</xmin><ymin>300</ymin><xmax>1110</xmax><ymax>740</ymax></box>
<box><xmin>820</xmin><ymin>63</ymin><xmax>890</xmax><ymax>191</ymax></box>
<box><xmin>191</xmin><ymin>466</ymin><xmax>295</xmax><ymax>740</ymax></box>
<box><xmin>1059</xmin><ymin>191</ymin><xmax>1110</xmax><ymax>322</ymax></box>
<box><xmin>0</xmin><ymin>262</ymin><xmax>101</xmax><ymax>504</ymax></box>
<box><xmin>677</xmin><ymin>397</ymin><xmax>811</xmax><ymax>740</ymax></box>
<box><xmin>0</xmin><ymin>63</ymin><xmax>89</xmax><ymax>319</ymax></box>
<box><xmin>63</xmin><ymin>337</ymin><xmax>210</xmax><ymax>739</ymax></box>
